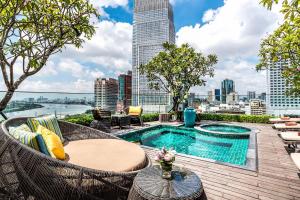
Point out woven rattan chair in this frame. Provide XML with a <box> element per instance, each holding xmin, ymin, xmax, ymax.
<box><xmin>0</xmin><ymin>117</ymin><xmax>151</xmax><ymax>200</ymax></box>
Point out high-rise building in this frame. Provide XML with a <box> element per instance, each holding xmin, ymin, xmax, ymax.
<box><xmin>250</xmin><ymin>99</ymin><xmax>266</xmax><ymax>115</ymax></box>
<box><xmin>215</xmin><ymin>89</ymin><xmax>221</xmax><ymax>102</ymax></box>
<box><xmin>118</xmin><ymin>71</ymin><xmax>132</xmax><ymax>109</ymax></box>
<box><xmin>267</xmin><ymin>61</ymin><xmax>300</xmax><ymax>115</ymax></box>
<box><xmin>208</xmin><ymin>89</ymin><xmax>221</xmax><ymax>103</ymax></box>
<box><xmin>94</xmin><ymin>78</ymin><xmax>118</xmax><ymax>112</ymax></box>
<box><xmin>258</xmin><ymin>92</ymin><xmax>266</xmax><ymax>101</ymax></box>
<box><xmin>226</xmin><ymin>92</ymin><xmax>239</xmax><ymax>105</ymax></box>
<box><xmin>132</xmin><ymin>0</ymin><xmax>175</xmax><ymax>112</ymax></box>
<box><xmin>247</xmin><ymin>91</ymin><xmax>256</xmax><ymax>101</ymax></box>
<box><xmin>221</xmin><ymin>79</ymin><xmax>235</xmax><ymax>103</ymax></box>
<box><xmin>207</xmin><ymin>90</ymin><xmax>214</xmax><ymax>103</ymax></box>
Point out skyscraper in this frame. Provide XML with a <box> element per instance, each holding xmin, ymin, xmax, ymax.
<box><xmin>94</xmin><ymin>78</ymin><xmax>118</xmax><ymax>112</ymax></box>
<box><xmin>221</xmin><ymin>79</ymin><xmax>235</xmax><ymax>103</ymax></box>
<box><xmin>132</xmin><ymin>0</ymin><xmax>175</xmax><ymax>111</ymax></box>
<box><xmin>267</xmin><ymin>61</ymin><xmax>300</xmax><ymax>115</ymax></box>
<box><xmin>118</xmin><ymin>71</ymin><xmax>132</xmax><ymax>108</ymax></box>
<box><xmin>247</xmin><ymin>91</ymin><xmax>256</xmax><ymax>101</ymax></box>
<box><xmin>215</xmin><ymin>89</ymin><xmax>221</xmax><ymax>101</ymax></box>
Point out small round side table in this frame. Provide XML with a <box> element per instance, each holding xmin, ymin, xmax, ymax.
<box><xmin>128</xmin><ymin>165</ymin><xmax>203</xmax><ymax>200</ymax></box>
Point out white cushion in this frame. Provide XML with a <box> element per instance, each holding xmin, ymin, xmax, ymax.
<box><xmin>291</xmin><ymin>153</ymin><xmax>300</xmax><ymax>170</ymax></box>
<box><xmin>280</xmin><ymin>132</ymin><xmax>300</xmax><ymax>141</ymax></box>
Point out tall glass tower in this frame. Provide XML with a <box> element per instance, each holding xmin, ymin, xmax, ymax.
<box><xmin>221</xmin><ymin>79</ymin><xmax>235</xmax><ymax>103</ymax></box>
<box><xmin>132</xmin><ymin>0</ymin><xmax>175</xmax><ymax>111</ymax></box>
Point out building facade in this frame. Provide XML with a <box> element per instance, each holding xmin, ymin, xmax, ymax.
<box><xmin>250</xmin><ymin>99</ymin><xmax>266</xmax><ymax>115</ymax></box>
<box><xmin>221</xmin><ymin>79</ymin><xmax>235</xmax><ymax>103</ymax></box>
<box><xmin>132</xmin><ymin>0</ymin><xmax>175</xmax><ymax>112</ymax></box>
<box><xmin>247</xmin><ymin>91</ymin><xmax>256</xmax><ymax>101</ymax></box>
<box><xmin>94</xmin><ymin>78</ymin><xmax>118</xmax><ymax>112</ymax></box>
<box><xmin>266</xmin><ymin>61</ymin><xmax>300</xmax><ymax>116</ymax></box>
<box><xmin>226</xmin><ymin>92</ymin><xmax>239</xmax><ymax>105</ymax></box>
<box><xmin>118</xmin><ymin>71</ymin><xmax>132</xmax><ymax>109</ymax></box>
<box><xmin>215</xmin><ymin>89</ymin><xmax>221</xmax><ymax>102</ymax></box>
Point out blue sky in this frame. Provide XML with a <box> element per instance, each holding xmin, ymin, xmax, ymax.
<box><xmin>105</xmin><ymin>0</ymin><xmax>224</xmax><ymax>31</ymax></box>
<box><xmin>0</xmin><ymin>0</ymin><xmax>282</xmax><ymax>95</ymax></box>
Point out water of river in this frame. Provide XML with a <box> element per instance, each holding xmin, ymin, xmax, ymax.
<box><xmin>6</xmin><ymin>103</ymin><xmax>92</xmax><ymax>118</ymax></box>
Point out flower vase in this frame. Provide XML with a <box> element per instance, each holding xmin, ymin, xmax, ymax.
<box><xmin>161</xmin><ymin>162</ymin><xmax>173</xmax><ymax>179</ymax></box>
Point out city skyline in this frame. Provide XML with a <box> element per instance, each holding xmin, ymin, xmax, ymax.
<box><xmin>0</xmin><ymin>0</ymin><xmax>283</xmax><ymax>95</ymax></box>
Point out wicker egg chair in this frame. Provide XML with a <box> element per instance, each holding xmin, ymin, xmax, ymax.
<box><xmin>0</xmin><ymin>117</ymin><xmax>151</xmax><ymax>200</ymax></box>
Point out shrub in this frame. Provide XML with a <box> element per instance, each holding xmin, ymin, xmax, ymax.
<box><xmin>198</xmin><ymin>113</ymin><xmax>272</xmax><ymax>124</ymax></box>
<box><xmin>142</xmin><ymin>113</ymin><xmax>159</xmax><ymax>122</ymax></box>
<box><xmin>64</xmin><ymin>114</ymin><xmax>93</xmax><ymax>126</ymax></box>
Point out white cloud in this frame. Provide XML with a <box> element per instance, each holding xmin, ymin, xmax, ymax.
<box><xmin>61</xmin><ymin>20</ymin><xmax>132</xmax><ymax>72</ymax></box>
<box><xmin>90</xmin><ymin>0</ymin><xmax>129</xmax><ymax>18</ymax></box>
<box><xmin>18</xmin><ymin>79</ymin><xmax>94</xmax><ymax>93</ymax></box>
<box><xmin>177</xmin><ymin>0</ymin><xmax>283</xmax><ymax>95</ymax></box>
<box><xmin>202</xmin><ymin>9</ymin><xmax>219</xmax><ymax>23</ymax></box>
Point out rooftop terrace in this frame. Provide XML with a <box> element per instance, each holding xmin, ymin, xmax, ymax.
<box><xmin>141</xmin><ymin>122</ymin><xmax>300</xmax><ymax>200</ymax></box>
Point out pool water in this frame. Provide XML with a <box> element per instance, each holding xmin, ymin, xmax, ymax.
<box><xmin>201</xmin><ymin>124</ymin><xmax>251</xmax><ymax>134</ymax></box>
<box><xmin>120</xmin><ymin>125</ymin><xmax>249</xmax><ymax>166</ymax></box>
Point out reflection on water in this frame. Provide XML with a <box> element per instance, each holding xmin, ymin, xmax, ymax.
<box><xmin>6</xmin><ymin>103</ymin><xmax>92</xmax><ymax>118</ymax></box>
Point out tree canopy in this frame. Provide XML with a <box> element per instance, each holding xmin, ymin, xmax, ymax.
<box><xmin>0</xmin><ymin>0</ymin><xmax>98</xmax><ymax>111</ymax></box>
<box><xmin>139</xmin><ymin>42</ymin><xmax>217</xmax><ymax>112</ymax></box>
<box><xmin>257</xmin><ymin>0</ymin><xmax>300</xmax><ymax>96</ymax></box>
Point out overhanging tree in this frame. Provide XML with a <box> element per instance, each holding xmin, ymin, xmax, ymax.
<box><xmin>257</xmin><ymin>0</ymin><xmax>300</xmax><ymax>96</ymax></box>
<box><xmin>0</xmin><ymin>0</ymin><xmax>98</xmax><ymax>112</ymax></box>
<box><xmin>139</xmin><ymin>42</ymin><xmax>217</xmax><ymax>112</ymax></box>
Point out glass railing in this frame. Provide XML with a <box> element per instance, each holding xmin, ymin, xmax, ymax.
<box><xmin>1</xmin><ymin>91</ymin><xmax>94</xmax><ymax>119</ymax></box>
<box><xmin>0</xmin><ymin>91</ymin><xmax>299</xmax><ymax>118</ymax></box>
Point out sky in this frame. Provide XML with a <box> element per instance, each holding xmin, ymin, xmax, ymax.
<box><xmin>1</xmin><ymin>0</ymin><xmax>283</xmax><ymax>95</ymax></box>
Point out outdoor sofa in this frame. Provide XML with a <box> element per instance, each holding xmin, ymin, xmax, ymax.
<box><xmin>0</xmin><ymin>117</ymin><xmax>151</xmax><ymax>200</ymax></box>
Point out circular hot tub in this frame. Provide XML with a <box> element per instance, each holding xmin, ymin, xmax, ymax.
<box><xmin>200</xmin><ymin>124</ymin><xmax>251</xmax><ymax>134</ymax></box>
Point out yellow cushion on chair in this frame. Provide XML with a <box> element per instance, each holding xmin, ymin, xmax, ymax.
<box><xmin>128</xmin><ymin>106</ymin><xmax>142</xmax><ymax>116</ymax></box>
<box><xmin>37</xmin><ymin>125</ymin><xmax>65</xmax><ymax>160</ymax></box>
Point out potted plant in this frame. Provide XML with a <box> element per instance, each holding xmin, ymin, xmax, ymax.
<box><xmin>155</xmin><ymin>147</ymin><xmax>176</xmax><ymax>179</ymax></box>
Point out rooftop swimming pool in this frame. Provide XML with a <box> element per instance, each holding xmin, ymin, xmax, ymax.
<box><xmin>200</xmin><ymin>124</ymin><xmax>251</xmax><ymax>134</ymax></box>
<box><xmin>120</xmin><ymin>125</ymin><xmax>253</xmax><ymax>167</ymax></box>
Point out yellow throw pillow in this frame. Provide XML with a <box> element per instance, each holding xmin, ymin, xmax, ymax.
<box><xmin>37</xmin><ymin>125</ymin><xmax>65</xmax><ymax>160</ymax></box>
<box><xmin>129</xmin><ymin>106</ymin><xmax>142</xmax><ymax>116</ymax></box>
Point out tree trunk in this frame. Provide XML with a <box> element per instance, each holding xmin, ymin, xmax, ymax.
<box><xmin>170</xmin><ymin>96</ymin><xmax>180</xmax><ymax>112</ymax></box>
<box><xmin>0</xmin><ymin>90</ymin><xmax>15</xmax><ymax>112</ymax></box>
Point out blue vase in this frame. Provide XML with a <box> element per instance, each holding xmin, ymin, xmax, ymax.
<box><xmin>184</xmin><ymin>107</ymin><xmax>196</xmax><ymax>128</ymax></box>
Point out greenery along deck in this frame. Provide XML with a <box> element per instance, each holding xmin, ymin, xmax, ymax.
<box><xmin>64</xmin><ymin>113</ymin><xmax>272</xmax><ymax>126</ymax></box>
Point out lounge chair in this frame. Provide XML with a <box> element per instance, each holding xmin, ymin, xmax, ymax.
<box><xmin>291</xmin><ymin>153</ymin><xmax>300</xmax><ymax>170</ymax></box>
<box><xmin>0</xmin><ymin>117</ymin><xmax>151</xmax><ymax>200</ymax></box>
<box><xmin>279</xmin><ymin>131</ymin><xmax>300</xmax><ymax>148</ymax></box>
<box><xmin>270</xmin><ymin>117</ymin><xmax>300</xmax><ymax>124</ymax></box>
<box><xmin>125</xmin><ymin>106</ymin><xmax>143</xmax><ymax>126</ymax></box>
<box><xmin>274</xmin><ymin>123</ymin><xmax>300</xmax><ymax>131</ymax></box>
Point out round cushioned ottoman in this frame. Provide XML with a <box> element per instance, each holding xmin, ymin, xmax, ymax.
<box><xmin>64</xmin><ymin>139</ymin><xmax>147</xmax><ymax>172</ymax></box>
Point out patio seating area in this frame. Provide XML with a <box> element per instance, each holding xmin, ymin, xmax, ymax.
<box><xmin>0</xmin><ymin>117</ymin><xmax>150</xmax><ymax>200</ymax></box>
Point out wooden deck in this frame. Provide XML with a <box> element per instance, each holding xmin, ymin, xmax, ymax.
<box><xmin>143</xmin><ymin>123</ymin><xmax>300</xmax><ymax>200</ymax></box>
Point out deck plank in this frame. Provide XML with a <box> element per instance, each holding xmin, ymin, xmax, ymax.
<box><xmin>143</xmin><ymin>122</ymin><xmax>300</xmax><ymax>200</ymax></box>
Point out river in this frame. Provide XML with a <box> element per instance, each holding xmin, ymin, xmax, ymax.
<box><xmin>6</xmin><ymin>103</ymin><xmax>92</xmax><ymax>118</ymax></box>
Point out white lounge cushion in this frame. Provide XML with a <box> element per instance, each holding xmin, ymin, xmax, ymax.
<box><xmin>280</xmin><ymin>132</ymin><xmax>300</xmax><ymax>141</ymax></box>
<box><xmin>274</xmin><ymin>123</ymin><xmax>300</xmax><ymax>129</ymax></box>
<box><xmin>291</xmin><ymin>153</ymin><xmax>300</xmax><ymax>170</ymax></box>
<box><xmin>270</xmin><ymin>118</ymin><xmax>300</xmax><ymax>123</ymax></box>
